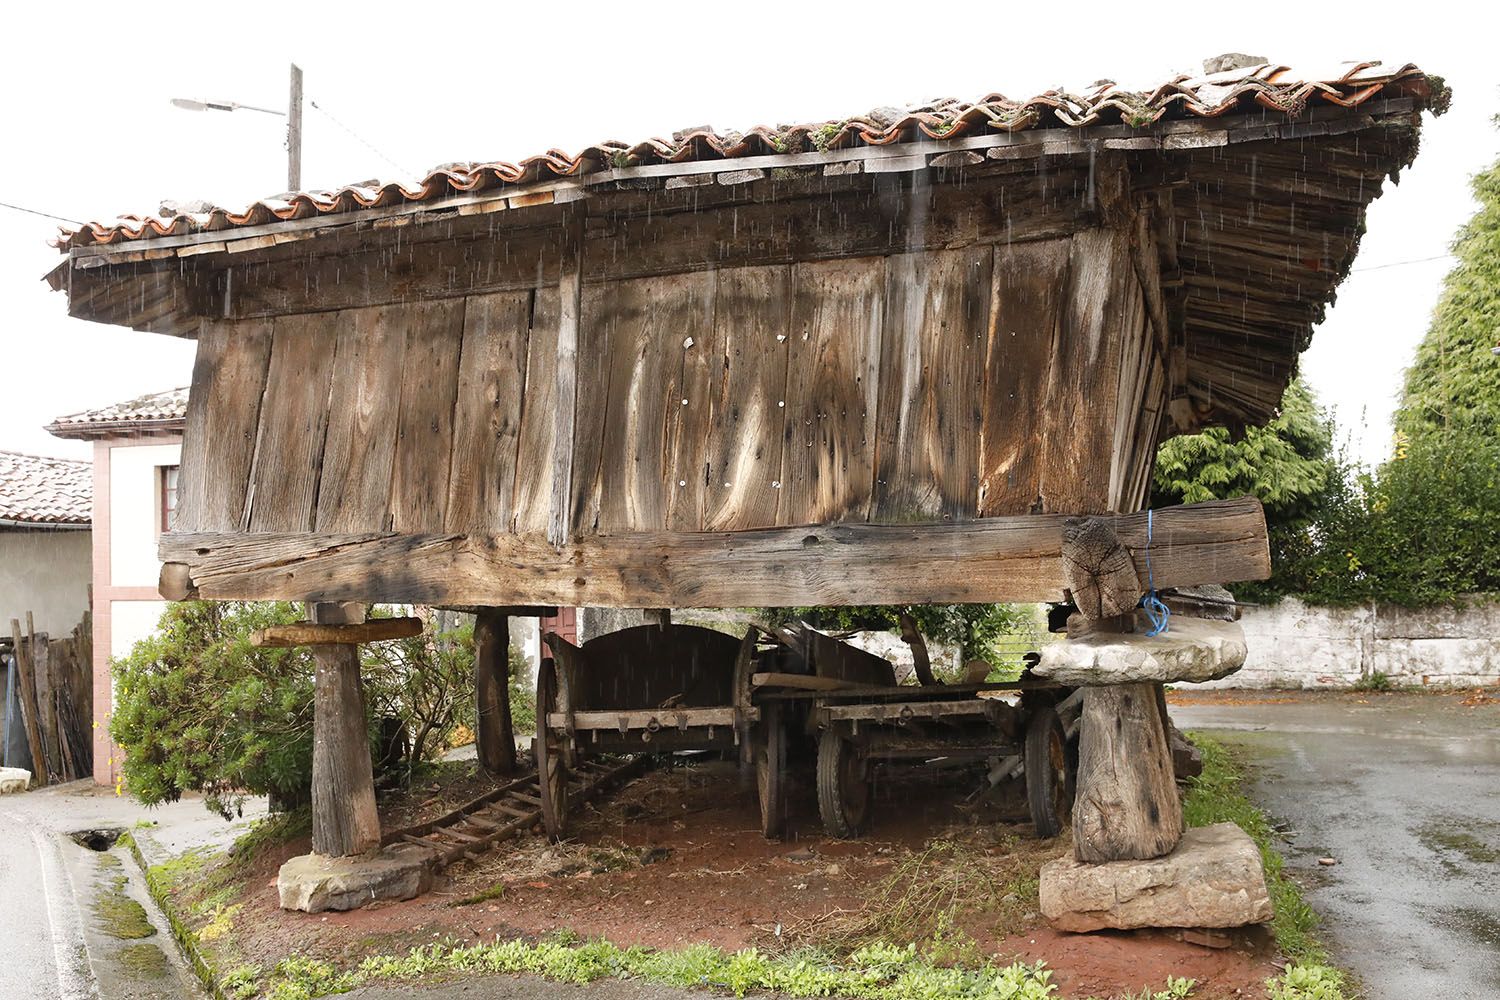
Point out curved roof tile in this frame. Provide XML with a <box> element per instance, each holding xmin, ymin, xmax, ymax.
<box><xmin>55</xmin><ymin>60</ymin><xmax>1438</xmax><ymax>251</ymax></box>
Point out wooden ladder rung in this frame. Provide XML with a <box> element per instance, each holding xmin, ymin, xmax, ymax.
<box><xmin>491</xmin><ymin>802</ymin><xmax>535</xmax><ymax>819</ymax></box>
<box><xmin>509</xmin><ymin>791</ymin><xmax>543</xmax><ymax>806</ymax></box>
<box><xmin>400</xmin><ymin>834</ymin><xmax>441</xmax><ymax>852</ymax></box>
<box><xmin>439</xmin><ymin>827</ymin><xmax>483</xmax><ymax>844</ymax></box>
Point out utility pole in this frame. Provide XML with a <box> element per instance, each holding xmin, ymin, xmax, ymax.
<box><xmin>287</xmin><ymin>64</ymin><xmax>304</xmax><ymax>191</ymax></box>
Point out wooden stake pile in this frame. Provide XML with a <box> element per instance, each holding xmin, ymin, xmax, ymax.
<box><xmin>5</xmin><ymin>611</ymin><xmax>92</xmax><ymax>785</ymax></box>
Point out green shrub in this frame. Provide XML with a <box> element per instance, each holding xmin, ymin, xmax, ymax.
<box><xmin>111</xmin><ymin>602</ymin><xmax>476</xmax><ymax>816</ymax></box>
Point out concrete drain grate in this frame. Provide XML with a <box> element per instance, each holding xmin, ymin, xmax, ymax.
<box><xmin>70</xmin><ymin>827</ymin><xmax>126</xmax><ymax>851</ymax></box>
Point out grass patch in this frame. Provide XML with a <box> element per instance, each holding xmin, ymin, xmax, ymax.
<box><xmin>242</xmin><ymin>937</ymin><xmax>1063</xmax><ymax>1000</ymax></box>
<box><xmin>1182</xmin><ymin>733</ymin><xmax>1324</xmax><ymax>965</ymax></box>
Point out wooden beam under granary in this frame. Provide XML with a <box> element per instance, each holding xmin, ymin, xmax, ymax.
<box><xmin>47</xmin><ymin>60</ymin><xmax>1444</xmax><ymax>875</ymax></box>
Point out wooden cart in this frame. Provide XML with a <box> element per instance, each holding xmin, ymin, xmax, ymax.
<box><xmin>751</xmin><ymin>624</ymin><xmax>1082</xmax><ymax>839</ymax></box>
<box><xmin>535</xmin><ymin>623</ymin><xmax>788</xmax><ymax>838</ymax></box>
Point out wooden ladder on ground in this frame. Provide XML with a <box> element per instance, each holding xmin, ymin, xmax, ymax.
<box><xmin>381</xmin><ymin>756</ymin><xmax>646</xmax><ymax>869</ymax></box>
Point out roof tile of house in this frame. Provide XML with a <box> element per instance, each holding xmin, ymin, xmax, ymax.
<box><xmin>47</xmin><ymin>387</ymin><xmax>188</xmax><ymax>440</ymax></box>
<box><xmin>0</xmin><ymin>451</ymin><xmax>91</xmax><ymax>525</ymax></box>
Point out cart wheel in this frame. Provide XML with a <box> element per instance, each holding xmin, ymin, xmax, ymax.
<box><xmin>1025</xmin><ymin>704</ymin><xmax>1070</xmax><ymax>838</ymax></box>
<box><xmin>535</xmin><ymin>658</ymin><xmax>569</xmax><ymax>839</ymax></box>
<box><xmin>817</xmin><ymin>729</ymin><xmax>871</xmax><ymax>839</ymax></box>
<box><xmin>756</xmin><ymin>702</ymin><xmax>786</xmax><ymax>839</ymax></box>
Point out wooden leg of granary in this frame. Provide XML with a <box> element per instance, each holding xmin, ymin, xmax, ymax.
<box><xmin>474</xmin><ymin>609</ymin><xmax>516</xmax><ymax>776</ymax></box>
<box><xmin>1071</xmin><ymin>682</ymin><xmax>1183</xmax><ymax>862</ymax></box>
<box><xmin>309</xmin><ymin>602</ymin><xmax>382</xmax><ymax>857</ymax></box>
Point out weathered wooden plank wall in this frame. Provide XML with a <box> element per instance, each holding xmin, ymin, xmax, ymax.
<box><xmin>176</xmin><ymin>231</ymin><xmax>1162</xmax><ymax>549</ymax></box>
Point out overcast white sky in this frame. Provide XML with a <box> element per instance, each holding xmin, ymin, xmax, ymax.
<box><xmin>3</xmin><ymin>2</ymin><xmax>1496</xmax><ymax>467</ymax></box>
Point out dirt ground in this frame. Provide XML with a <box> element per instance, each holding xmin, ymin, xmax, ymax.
<box><xmin>178</xmin><ymin>755</ymin><xmax>1281</xmax><ymax>999</ymax></box>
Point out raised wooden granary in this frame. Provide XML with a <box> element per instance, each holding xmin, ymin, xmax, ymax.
<box><xmin>48</xmin><ymin>58</ymin><xmax>1441</xmax><ymax>879</ymax></box>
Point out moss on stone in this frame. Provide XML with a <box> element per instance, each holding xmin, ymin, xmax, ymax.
<box><xmin>115</xmin><ymin>943</ymin><xmax>170</xmax><ymax>978</ymax></box>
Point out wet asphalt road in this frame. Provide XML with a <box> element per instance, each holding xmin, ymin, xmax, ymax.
<box><xmin>1173</xmin><ymin>692</ymin><xmax>1500</xmax><ymax>1000</ymax></box>
<box><xmin>0</xmin><ymin>800</ymin><xmax>94</xmax><ymax>999</ymax></box>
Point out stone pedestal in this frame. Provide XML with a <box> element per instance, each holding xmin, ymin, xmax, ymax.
<box><xmin>1040</xmin><ymin>822</ymin><xmax>1273</xmax><ymax>932</ymax></box>
<box><xmin>277</xmin><ymin>845</ymin><xmax>433</xmax><ymax>913</ymax></box>
<box><xmin>1034</xmin><ymin>617</ymin><xmax>1247</xmax><ymax>686</ymax></box>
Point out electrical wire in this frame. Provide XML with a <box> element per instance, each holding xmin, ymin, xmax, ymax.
<box><xmin>308</xmin><ymin>99</ymin><xmax>416</xmax><ymax>180</ymax></box>
<box><xmin>1352</xmin><ymin>253</ymin><xmax>1455</xmax><ymax>273</ymax></box>
<box><xmin>0</xmin><ymin>200</ymin><xmax>83</xmax><ymax>226</ymax></box>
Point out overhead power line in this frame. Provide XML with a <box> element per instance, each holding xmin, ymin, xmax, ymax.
<box><xmin>1352</xmin><ymin>253</ymin><xmax>1455</xmax><ymax>273</ymax></box>
<box><xmin>308</xmin><ymin>98</ymin><xmax>417</xmax><ymax>180</ymax></box>
<box><xmin>0</xmin><ymin>200</ymin><xmax>83</xmax><ymax>226</ymax></box>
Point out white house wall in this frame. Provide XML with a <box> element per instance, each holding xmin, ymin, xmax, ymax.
<box><xmin>0</xmin><ymin>529</ymin><xmax>91</xmax><ymax>636</ymax></box>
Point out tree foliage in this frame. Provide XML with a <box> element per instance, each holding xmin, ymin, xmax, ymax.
<box><xmin>1395</xmin><ymin>144</ymin><xmax>1500</xmax><ymax>444</ymax></box>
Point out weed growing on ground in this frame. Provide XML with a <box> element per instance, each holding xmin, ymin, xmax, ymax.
<box><xmin>1182</xmin><ymin>733</ymin><xmax>1325</xmax><ymax>965</ymax></box>
<box><xmin>1267</xmin><ymin>963</ymin><xmax>1349</xmax><ymax>1000</ymax></box>
<box><xmin>240</xmin><ymin>936</ymin><xmax>1062</xmax><ymax>1000</ymax></box>
<box><xmin>1351</xmin><ymin>671</ymin><xmax>1392</xmax><ymax>692</ymax></box>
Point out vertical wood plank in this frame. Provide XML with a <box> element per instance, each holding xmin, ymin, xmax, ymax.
<box><xmin>1039</xmin><ymin>228</ymin><xmax>1131</xmax><ymax>513</ymax></box>
<box><xmin>597</xmin><ymin>273</ymin><xmax>715</xmax><ymax>533</ymax></box>
<box><xmin>513</xmin><ymin>287</ymin><xmax>560</xmax><ymax>535</ymax></box>
<box><xmin>176</xmin><ymin>319</ymin><xmax>274</xmax><ymax>533</ymax></box>
<box><xmin>871</xmin><ymin>247</ymin><xmax>991</xmax><ymax>522</ymax></box>
<box><xmin>565</xmin><ymin>283</ymin><xmax>612</xmax><ymax>537</ymax></box>
<box><xmin>779</xmin><ymin>258</ymin><xmax>884</xmax><ymax>526</ymax></box>
<box><xmin>446</xmin><ymin>291</ymin><xmax>531</xmax><ymax>533</ymax></box>
<box><xmin>664</xmin><ymin>273</ymin><xmax>719</xmax><ymax>532</ymax></box>
<box><xmin>316</xmin><ymin>304</ymin><xmax>408</xmax><ymax>533</ymax></box>
<box><xmin>390</xmin><ymin>299</ymin><xmax>466</xmax><ymax>533</ymax></box>
<box><xmin>246</xmin><ymin>313</ymin><xmax>339</xmax><ymax>532</ymax></box>
<box><xmin>979</xmin><ymin>239</ymin><xmax>1071</xmax><ymax>517</ymax></box>
<box><xmin>548</xmin><ymin>207</ymin><xmax>584</xmax><ymax>547</ymax></box>
<box><xmin>702</xmin><ymin>265</ymin><xmax>792</xmax><ymax>532</ymax></box>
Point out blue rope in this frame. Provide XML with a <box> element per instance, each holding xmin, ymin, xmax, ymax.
<box><xmin>1141</xmin><ymin>508</ymin><xmax>1171</xmax><ymax>637</ymax></box>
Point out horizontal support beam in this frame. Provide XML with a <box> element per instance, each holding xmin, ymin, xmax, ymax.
<box><xmin>434</xmin><ymin>605</ymin><xmax>559</xmax><ymax>618</ymax></box>
<box><xmin>249</xmin><ymin>616</ymin><xmax>423</xmax><ymax>648</ymax></box>
<box><xmin>548</xmin><ymin>707</ymin><xmax>741</xmax><ymax>731</ymax></box>
<box><xmin>159</xmin><ymin>497</ymin><xmax>1268</xmax><ymax>608</ymax></box>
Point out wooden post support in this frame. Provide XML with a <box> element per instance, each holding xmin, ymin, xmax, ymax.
<box><xmin>1061</xmin><ymin>516</ymin><xmax>1143</xmax><ymax>620</ymax></box>
<box><xmin>1072</xmin><ymin>681</ymin><xmax>1184</xmax><ymax>862</ymax></box>
<box><xmin>309</xmin><ymin>602</ymin><xmax>382</xmax><ymax>857</ymax></box>
<box><xmin>474</xmin><ymin>609</ymin><xmax>516</xmax><ymax>776</ymax></box>
<box><xmin>9</xmin><ymin>618</ymin><xmax>47</xmax><ymax>785</ymax></box>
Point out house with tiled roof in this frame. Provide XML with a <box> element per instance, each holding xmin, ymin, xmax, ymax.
<box><xmin>48</xmin><ymin>388</ymin><xmax>186</xmax><ymax>787</ymax></box>
<box><xmin>0</xmin><ymin>451</ymin><xmax>92</xmax><ymax>771</ymax></box>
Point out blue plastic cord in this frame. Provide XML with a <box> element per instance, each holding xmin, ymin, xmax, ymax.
<box><xmin>1141</xmin><ymin>508</ymin><xmax>1171</xmax><ymax>637</ymax></box>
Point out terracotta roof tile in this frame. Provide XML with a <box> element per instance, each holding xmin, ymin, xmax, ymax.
<box><xmin>0</xmin><ymin>451</ymin><xmax>91</xmax><ymax>526</ymax></box>
<box><xmin>55</xmin><ymin>60</ymin><xmax>1439</xmax><ymax>251</ymax></box>
<box><xmin>47</xmin><ymin>387</ymin><xmax>188</xmax><ymax>440</ymax></box>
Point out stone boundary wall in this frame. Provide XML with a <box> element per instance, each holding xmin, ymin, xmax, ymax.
<box><xmin>1198</xmin><ymin>597</ymin><xmax>1500</xmax><ymax>689</ymax></box>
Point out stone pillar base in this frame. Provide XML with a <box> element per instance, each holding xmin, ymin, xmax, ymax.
<box><xmin>277</xmin><ymin>845</ymin><xmax>433</xmax><ymax>913</ymax></box>
<box><xmin>1040</xmin><ymin>823</ymin><xmax>1273</xmax><ymax>932</ymax></box>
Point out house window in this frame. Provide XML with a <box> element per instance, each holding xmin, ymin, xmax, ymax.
<box><xmin>160</xmin><ymin>465</ymin><xmax>180</xmax><ymax>532</ymax></box>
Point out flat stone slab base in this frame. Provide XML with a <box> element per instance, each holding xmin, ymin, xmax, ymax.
<box><xmin>1040</xmin><ymin>822</ymin><xmax>1273</xmax><ymax>932</ymax></box>
<box><xmin>1034</xmin><ymin>616</ymin><xmax>1247</xmax><ymax>685</ymax></box>
<box><xmin>278</xmin><ymin>846</ymin><xmax>433</xmax><ymax>913</ymax></box>
<box><xmin>0</xmin><ymin>767</ymin><xmax>30</xmax><ymax>794</ymax></box>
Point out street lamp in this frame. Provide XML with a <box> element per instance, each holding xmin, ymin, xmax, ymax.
<box><xmin>171</xmin><ymin>64</ymin><xmax>303</xmax><ymax>191</ymax></box>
